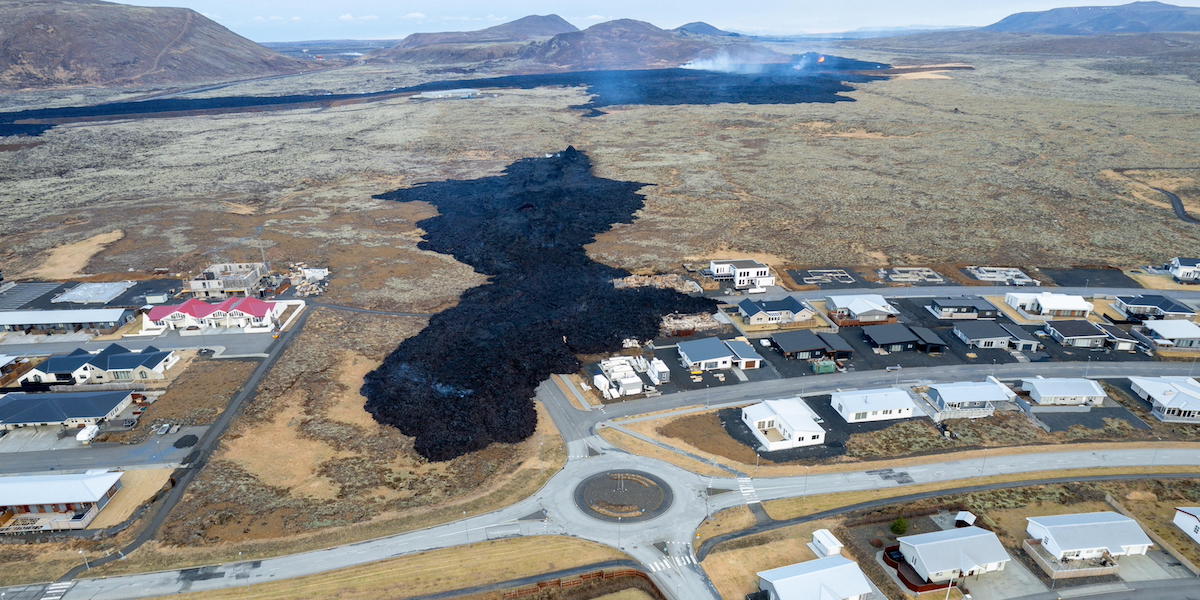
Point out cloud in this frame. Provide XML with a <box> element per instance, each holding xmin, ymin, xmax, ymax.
<box><xmin>338</xmin><ymin>13</ymin><xmax>380</xmax><ymax>22</ymax></box>
<box><xmin>584</xmin><ymin>15</ymin><xmax>612</xmax><ymax>21</ymax></box>
<box><xmin>401</xmin><ymin>12</ymin><xmax>427</xmax><ymax>20</ymax></box>
<box><xmin>253</xmin><ymin>15</ymin><xmax>302</xmax><ymax>23</ymax></box>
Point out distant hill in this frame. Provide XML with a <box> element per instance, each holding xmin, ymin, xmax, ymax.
<box><xmin>518</xmin><ymin>19</ymin><xmax>784</xmax><ymax>70</ymax></box>
<box><xmin>983</xmin><ymin>1</ymin><xmax>1200</xmax><ymax>35</ymax></box>
<box><xmin>674</xmin><ymin>22</ymin><xmax>741</xmax><ymax>37</ymax></box>
<box><xmin>391</xmin><ymin>15</ymin><xmax>578</xmax><ymax>50</ymax></box>
<box><xmin>371</xmin><ymin>16</ymin><xmax>785</xmax><ymax>71</ymax></box>
<box><xmin>0</xmin><ymin>0</ymin><xmax>309</xmax><ymax>89</ymax></box>
<box><xmin>849</xmin><ymin>29</ymin><xmax>1200</xmax><ymax>60</ymax></box>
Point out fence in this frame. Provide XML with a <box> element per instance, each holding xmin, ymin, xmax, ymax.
<box><xmin>1022</xmin><ymin>539</ymin><xmax>1118</xmax><ymax>579</ymax></box>
<box><xmin>500</xmin><ymin>569</ymin><xmax>661</xmax><ymax>599</ymax></box>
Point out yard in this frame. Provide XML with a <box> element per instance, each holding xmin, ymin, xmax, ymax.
<box><xmin>700</xmin><ymin>518</ymin><xmax>834</xmax><ymax>599</ymax></box>
<box><xmin>98</xmin><ymin>356</ymin><xmax>258</xmax><ymax>444</ymax></box>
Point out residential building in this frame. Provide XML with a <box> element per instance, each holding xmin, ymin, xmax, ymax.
<box><xmin>677</xmin><ymin>337</ymin><xmax>763</xmax><ymax>371</ymax></box>
<box><xmin>1005</xmin><ymin>292</ymin><xmax>1093</xmax><ymax>319</ymax></box>
<box><xmin>1128</xmin><ymin>376</ymin><xmax>1200</xmax><ymax>423</ymax></box>
<box><xmin>1114</xmin><ymin>295</ymin><xmax>1195</xmax><ymax>320</ymax></box>
<box><xmin>1020</xmin><ymin>377</ymin><xmax>1107</xmax><ymax>406</ymax></box>
<box><xmin>0</xmin><ymin>308</ymin><xmax>134</xmax><ymax>334</ymax></box>
<box><xmin>0</xmin><ymin>391</ymin><xmax>134</xmax><ymax>430</ymax></box>
<box><xmin>898</xmin><ymin>526</ymin><xmax>1010</xmax><ymax>583</ymax></box>
<box><xmin>1026</xmin><ymin>512</ymin><xmax>1152</xmax><ymax>561</ymax></box>
<box><xmin>19</xmin><ymin>344</ymin><xmax>177</xmax><ymax>385</ymax></box>
<box><xmin>1097</xmin><ymin>323</ymin><xmax>1139</xmax><ymax>352</ymax></box>
<box><xmin>927</xmin><ymin>377</ymin><xmax>1015</xmax><ymax>419</ymax></box>
<box><xmin>927</xmin><ymin>297</ymin><xmax>999</xmax><ymax>320</ymax></box>
<box><xmin>742</xmin><ymin>399</ymin><xmax>825</xmax><ymax>451</ymax></box>
<box><xmin>1168</xmin><ymin>257</ymin><xmax>1200</xmax><ymax>283</ymax></box>
<box><xmin>1001</xmin><ymin>323</ymin><xmax>1043</xmax><ymax>352</ymax></box>
<box><xmin>1141</xmin><ymin>319</ymin><xmax>1200</xmax><ymax>349</ymax></box>
<box><xmin>832</xmin><ymin>387</ymin><xmax>915</xmax><ymax>423</ymax></box>
<box><xmin>145</xmin><ymin>297</ymin><xmax>284</xmax><ymax>332</ymax></box>
<box><xmin>825</xmin><ymin>294</ymin><xmax>898</xmax><ymax>326</ymax></box>
<box><xmin>709</xmin><ymin>260</ymin><xmax>775</xmax><ymax>290</ymax></box>
<box><xmin>186</xmin><ymin>262</ymin><xmax>268</xmax><ymax>299</ymax></box>
<box><xmin>0</xmin><ymin>472</ymin><xmax>123</xmax><ymax>533</ymax></box>
<box><xmin>771</xmin><ymin>330</ymin><xmax>856</xmax><ymax>360</ymax></box>
<box><xmin>756</xmin><ymin>555</ymin><xmax>873</xmax><ymax>600</ymax></box>
<box><xmin>864</xmin><ymin>324</ymin><xmax>946</xmax><ymax>353</ymax></box>
<box><xmin>953</xmin><ymin>321</ymin><xmax>1015</xmax><ymax>349</ymax></box>
<box><xmin>737</xmin><ymin>296</ymin><xmax>814</xmax><ymax>326</ymax></box>
<box><xmin>1173</xmin><ymin>507</ymin><xmax>1200</xmax><ymax>545</ymax></box>
<box><xmin>1046</xmin><ymin>320</ymin><xmax>1107</xmax><ymax>348</ymax></box>
<box><xmin>725</xmin><ymin>340</ymin><xmax>765</xmax><ymax>370</ymax></box>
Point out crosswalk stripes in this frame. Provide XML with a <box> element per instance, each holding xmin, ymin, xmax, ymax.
<box><xmin>39</xmin><ymin>581</ymin><xmax>74</xmax><ymax>600</ymax></box>
<box><xmin>737</xmin><ymin>477</ymin><xmax>760</xmax><ymax>504</ymax></box>
<box><xmin>647</xmin><ymin>554</ymin><xmax>697</xmax><ymax>572</ymax></box>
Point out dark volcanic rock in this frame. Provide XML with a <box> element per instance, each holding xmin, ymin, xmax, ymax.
<box><xmin>0</xmin><ymin>54</ymin><xmax>889</xmax><ymax>136</ymax></box>
<box><xmin>361</xmin><ymin>148</ymin><xmax>715</xmax><ymax>461</ymax></box>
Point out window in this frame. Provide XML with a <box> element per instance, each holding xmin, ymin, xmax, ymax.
<box><xmin>810</xmin><ymin>435</ymin><xmax>820</xmax><ymax>440</ymax></box>
<box><xmin>882</xmin><ymin>409</ymin><xmax>892</xmax><ymax>415</ymax></box>
<box><xmin>854</xmin><ymin>412</ymin><xmax>868</xmax><ymax>420</ymax></box>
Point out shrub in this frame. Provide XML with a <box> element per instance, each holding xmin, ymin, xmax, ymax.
<box><xmin>890</xmin><ymin>517</ymin><xmax>909</xmax><ymax>535</ymax></box>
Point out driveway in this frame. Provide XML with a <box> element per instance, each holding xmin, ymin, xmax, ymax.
<box><xmin>0</xmin><ymin>427</ymin><xmax>87</xmax><ymax>453</ymax></box>
<box><xmin>961</xmin><ymin>560</ymin><xmax>1048</xmax><ymax>600</ymax></box>
<box><xmin>1118</xmin><ymin>551</ymin><xmax>1193</xmax><ymax>582</ymax></box>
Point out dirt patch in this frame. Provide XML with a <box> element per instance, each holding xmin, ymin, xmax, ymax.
<box><xmin>89</xmin><ymin>468</ymin><xmax>175</xmax><ymax>529</ymax></box>
<box><xmin>653</xmin><ymin>410</ymin><xmax>760</xmax><ymax>465</ymax></box>
<box><xmin>20</xmin><ymin>228</ymin><xmax>124</xmax><ymax>279</ymax></box>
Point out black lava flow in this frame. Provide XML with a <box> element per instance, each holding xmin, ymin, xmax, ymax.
<box><xmin>0</xmin><ymin>53</ymin><xmax>889</xmax><ymax>136</ymax></box>
<box><xmin>360</xmin><ymin>147</ymin><xmax>715</xmax><ymax>461</ymax></box>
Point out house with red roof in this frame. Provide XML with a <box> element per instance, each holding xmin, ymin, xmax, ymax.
<box><xmin>144</xmin><ymin>297</ymin><xmax>284</xmax><ymax>332</ymax></box>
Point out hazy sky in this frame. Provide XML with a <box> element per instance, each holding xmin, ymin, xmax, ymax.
<box><xmin>124</xmin><ymin>0</ymin><xmax>1200</xmax><ymax>42</ymax></box>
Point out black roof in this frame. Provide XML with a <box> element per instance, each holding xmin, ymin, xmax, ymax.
<box><xmin>0</xmin><ymin>391</ymin><xmax>131</xmax><ymax>426</ymax></box>
<box><xmin>954</xmin><ymin>320</ymin><xmax>1012</xmax><ymax>340</ymax></box>
<box><xmin>910</xmin><ymin>326</ymin><xmax>947</xmax><ymax>347</ymax></box>
<box><xmin>863</xmin><ymin>323</ymin><xmax>920</xmax><ymax>346</ymax></box>
<box><xmin>1000</xmin><ymin>322</ymin><xmax>1039</xmax><ymax>342</ymax></box>
<box><xmin>818</xmin><ymin>332</ymin><xmax>854</xmax><ymax>353</ymax></box>
<box><xmin>1117</xmin><ymin>295</ymin><xmax>1194</xmax><ymax>314</ymax></box>
<box><xmin>1047</xmin><ymin>320</ymin><xmax>1105</xmax><ymax>338</ymax></box>
<box><xmin>931</xmin><ymin>297</ymin><xmax>995</xmax><ymax>311</ymax></box>
<box><xmin>770</xmin><ymin>330</ymin><xmax>827</xmax><ymax>353</ymax></box>
<box><xmin>1097</xmin><ymin>322</ymin><xmax>1137</xmax><ymax>341</ymax></box>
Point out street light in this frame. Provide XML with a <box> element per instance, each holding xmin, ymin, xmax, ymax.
<box><xmin>79</xmin><ymin>549</ymin><xmax>90</xmax><ymax>570</ymax></box>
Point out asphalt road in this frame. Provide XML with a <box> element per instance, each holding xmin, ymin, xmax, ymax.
<box><xmin>722</xmin><ymin>284</ymin><xmax>1200</xmax><ymax>303</ymax></box>
<box><xmin>0</xmin><ymin>426</ymin><xmax>203</xmax><ymax>475</ymax></box>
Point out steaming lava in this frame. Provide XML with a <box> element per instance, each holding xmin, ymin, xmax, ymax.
<box><xmin>0</xmin><ymin>53</ymin><xmax>889</xmax><ymax>135</ymax></box>
<box><xmin>361</xmin><ymin>147</ymin><xmax>715</xmax><ymax>461</ymax></box>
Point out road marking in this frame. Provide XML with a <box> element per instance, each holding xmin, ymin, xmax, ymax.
<box><xmin>737</xmin><ymin>477</ymin><xmax>761</xmax><ymax>504</ymax></box>
<box><xmin>40</xmin><ymin>581</ymin><xmax>75</xmax><ymax>600</ymax></box>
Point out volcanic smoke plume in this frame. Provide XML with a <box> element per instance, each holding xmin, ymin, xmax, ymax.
<box><xmin>361</xmin><ymin>147</ymin><xmax>715</xmax><ymax>461</ymax></box>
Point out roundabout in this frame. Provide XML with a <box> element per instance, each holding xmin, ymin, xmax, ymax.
<box><xmin>573</xmin><ymin>469</ymin><xmax>675</xmax><ymax>523</ymax></box>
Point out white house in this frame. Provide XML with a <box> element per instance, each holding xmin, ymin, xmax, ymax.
<box><xmin>0</xmin><ymin>308</ymin><xmax>135</xmax><ymax>333</ymax></box>
<box><xmin>1114</xmin><ymin>295</ymin><xmax>1195</xmax><ymax>320</ymax></box>
<box><xmin>1005</xmin><ymin>292</ymin><xmax>1093</xmax><ymax>319</ymax></box>
<box><xmin>1026</xmin><ymin>512</ymin><xmax>1153</xmax><ymax>561</ymax></box>
<box><xmin>742</xmin><ymin>399</ymin><xmax>825</xmax><ymax>451</ymax></box>
<box><xmin>677</xmin><ymin>337</ymin><xmax>763</xmax><ymax>371</ymax></box>
<box><xmin>1142</xmin><ymin>319</ymin><xmax>1200</xmax><ymax>350</ymax></box>
<box><xmin>927</xmin><ymin>377</ymin><xmax>1015</xmax><ymax>418</ymax></box>
<box><xmin>1168</xmin><ymin>257</ymin><xmax>1200</xmax><ymax>283</ymax></box>
<box><xmin>185</xmin><ymin>262</ymin><xmax>268</xmax><ymax>299</ymax></box>
<box><xmin>1020</xmin><ymin>377</ymin><xmax>1107</xmax><ymax>406</ymax></box>
<box><xmin>1128</xmin><ymin>376</ymin><xmax>1200</xmax><ymax>423</ymax></box>
<box><xmin>0</xmin><ymin>391</ymin><xmax>134</xmax><ymax>430</ymax></box>
<box><xmin>0</xmin><ymin>472</ymin><xmax>124</xmax><ymax>533</ymax></box>
<box><xmin>1172</xmin><ymin>507</ymin><xmax>1200</xmax><ymax>546</ymax></box>
<box><xmin>710</xmin><ymin>259</ymin><xmax>775</xmax><ymax>290</ymax></box>
<box><xmin>757</xmin><ymin>555</ymin><xmax>873</xmax><ymax>600</ymax></box>
<box><xmin>811</xmin><ymin>529</ymin><xmax>844</xmax><ymax>557</ymax></box>
<box><xmin>19</xmin><ymin>344</ymin><xmax>178</xmax><ymax>385</ymax></box>
<box><xmin>898</xmin><ymin>526</ymin><xmax>1011</xmax><ymax>583</ymax></box>
<box><xmin>825</xmin><ymin>294</ymin><xmax>898</xmax><ymax>324</ymax></box>
<box><xmin>145</xmin><ymin>297</ymin><xmax>284</xmax><ymax>332</ymax></box>
<box><xmin>737</xmin><ymin>297</ymin><xmax>815</xmax><ymax>326</ymax></box>
<box><xmin>831</xmin><ymin>387</ymin><xmax>915</xmax><ymax>423</ymax></box>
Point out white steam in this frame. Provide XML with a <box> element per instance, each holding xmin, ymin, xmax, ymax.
<box><xmin>680</xmin><ymin>51</ymin><xmax>767</xmax><ymax>75</ymax></box>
